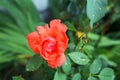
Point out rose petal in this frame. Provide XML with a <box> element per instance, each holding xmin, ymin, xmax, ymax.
<box><xmin>44</xmin><ymin>52</ymin><xmax>57</xmax><ymax>60</ymax></box>
<box><xmin>37</xmin><ymin>26</ymin><xmax>47</xmax><ymax>38</ymax></box>
<box><xmin>56</xmin><ymin>53</ymin><xmax>66</xmax><ymax>67</ymax></box>
<box><xmin>47</xmin><ymin>53</ymin><xmax>66</xmax><ymax>68</ymax></box>
<box><xmin>59</xmin><ymin>23</ymin><xmax>67</xmax><ymax>32</ymax></box>
<box><xmin>45</xmin><ymin>24</ymin><xmax>49</xmax><ymax>32</ymax></box>
<box><xmin>27</xmin><ymin>32</ymin><xmax>40</xmax><ymax>53</ymax></box>
<box><xmin>57</xmin><ymin>31</ymin><xmax>69</xmax><ymax>53</ymax></box>
<box><xmin>49</xmin><ymin>19</ymin><xmax>67</xmax><ymax>38</ymax></box>
<box><xmin>50</xmin><ymin>19</ymin><xmax>67</xmax><ymax>32</ymax></box>
<box><xmin>27</xmin><ymin>19</ymin><xmax>68</xmax><ymax>69</ymax></box>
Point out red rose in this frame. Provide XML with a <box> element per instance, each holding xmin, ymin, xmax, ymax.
<box><xmin>27</xmin><ymin>19</ymin><xmax>68</xmax><ymax>68</ymax></box>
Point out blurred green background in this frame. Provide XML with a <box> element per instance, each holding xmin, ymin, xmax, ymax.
<box><xmin>0</xmin><ymin>0</ymin><xmax>120</xmax><ymax>80</ymax></box>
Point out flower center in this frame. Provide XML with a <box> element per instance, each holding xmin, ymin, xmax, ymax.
<box><xmin>42</xmin><ymin>37</ymin><xmax>56</xmax><ymax>53</ymax></box>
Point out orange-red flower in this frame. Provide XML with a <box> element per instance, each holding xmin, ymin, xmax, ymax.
<box><xmin>27</xmin><ymin>19</ymin><xmax>68</xmax><ymax>68</ymax></box>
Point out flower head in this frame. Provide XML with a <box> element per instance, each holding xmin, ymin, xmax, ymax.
<box><xmin>27</xmin><ymin>19</ymin><xmax>68</xmax><ymax>68</ymax></box>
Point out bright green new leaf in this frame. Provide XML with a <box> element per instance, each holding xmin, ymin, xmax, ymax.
<box><xmin>54</xmin><ymin>71</ymin><xmax>67</xmax><ymax>80</ymax></box>
<box><xmin>88</xmin><ymin>76</ymin><xmax>98</xmax><ymax>80</ymax></box>
<box><xmin>26</xmin><ymin>54</ymin><xmax>42</xmax><ymax>71</ymax></box>
<box><xmin>62</xmin><ymin>56</ymin><xmax>71</xmax><ymax>74</ymax></box>
<box><xmin>99</xmin><ymin>68</ymin><xmax>115</xmax><ymax>80</ymax></box>
<box><xmin>87</xmin><ymin>0</ymin><xmax>107</xmax><ymax>28</ymax></box>
<box><xmin>90</xmin><ymin>58</ymin><xmax>102</xmax><ymax>74</ymax></box>
<box><xmin>72</xmin><ymin>73</ymin><xmax>81</xmax><ymax>80</ymax></box>
<box><xmin>69</xmin><ymin>52</ymin><xmax>89</xmax><ymax>65</ymax></box>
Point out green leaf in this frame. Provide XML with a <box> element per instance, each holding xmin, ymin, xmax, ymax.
<box><xmin>62</xmin><ymin>56</ymin><xmax>71</xmax><ymax>74</ymax></box>
<box><xmin>87</xmin><ymin>0</ymin><xmax>107</xmax><ymax>28</ymax></box>
<box><xmin>99</xmin><ymin>39</ymin><xmax>120</xmax><ymax>47</ymax></box>
<box><xmin>0</xmin><ymin>29</ymin><xmax>26</xmax><ymax>45</ymax></box>
<box><xmin>75</xmin><ymin>41</ymin><xmax>83</xmax><ymax>51</ymax></box>
<box><xmin>54</xmin><ymin>71</ymin><xmax>67</xmax><ymax>80</ymax></box>
<box><xmin>0</xmin><ymin>11</ymin><xmax>14</xmax><ymax>23</ymax></box>
<box><xmin>72</xmin><ymin>73</ymin><xmax>81</xmax><ymax>80</ymax></box>
<box><xmin>83</xmin><ymin>47</ymin><xmax>93</xmax><ymax>59</ymax></box>
<box><xmin>68</xmin><ymin>42</ymin><xmax>75</xmax><ymax>52</ymax></box>
<box><xmin>0</xmin><ymin>41</ymin><xmax>32</xmax><ymax>54</ymax></box>
<box><xmin>90</xmin><ymin>58</ymin><xmax>102</xmax><ymax>74</ymax></box>
<box><xmin>88</xmin><ymin>76</ymin><xmax>98</xmax><ymax>80</ymax></box>
<box><xmin>99</xmin><ymin>55</ymin><xmax>117</xmax><ymax>67</ymax></box>
<box><xmin>65</xmin><ymin>21</ymin><xmax>77</xmax><ymax>32</ymax></box>
<box><xmin>14</xmin><ymin>0</ymin><xmax>40</xmax><ymax>22</ymax></box>
<box><xmin>0</xmin><ymin>0</ymin><xmax>30</xmax><ymax>34</ymax></box>
<box><xmin>99</xmin><ymin>68</ymin><xmax>115</xmax><ymax>80</ymax></box>
<box><xmin>26</xmin><ymin>54</ymin><xmax>42</xmax><ymax>71</ymax></box>
<box><xmin>12</xmin><ymin>76</ymin><xmax>24</xmax><ymax>80</ymax></box>
<box><xmin>88</xmin><ymin>33</ymin><xmax>120</xmax><ymax>47</ymax></box>
<box><xmin>68</xmin><ymin>52</ymin><xmax>89</xmax><ymax>65</ymax></box>
<box><xmin>0</xmin><ymin>53</ymin><xmax>14</xmax><ymax>63</ymax></box>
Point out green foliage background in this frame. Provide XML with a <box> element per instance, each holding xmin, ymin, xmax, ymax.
<box><xmin>0</xmin><ymin>0</ymin><xmax>120</xmax><ymax>80</ymax></box>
